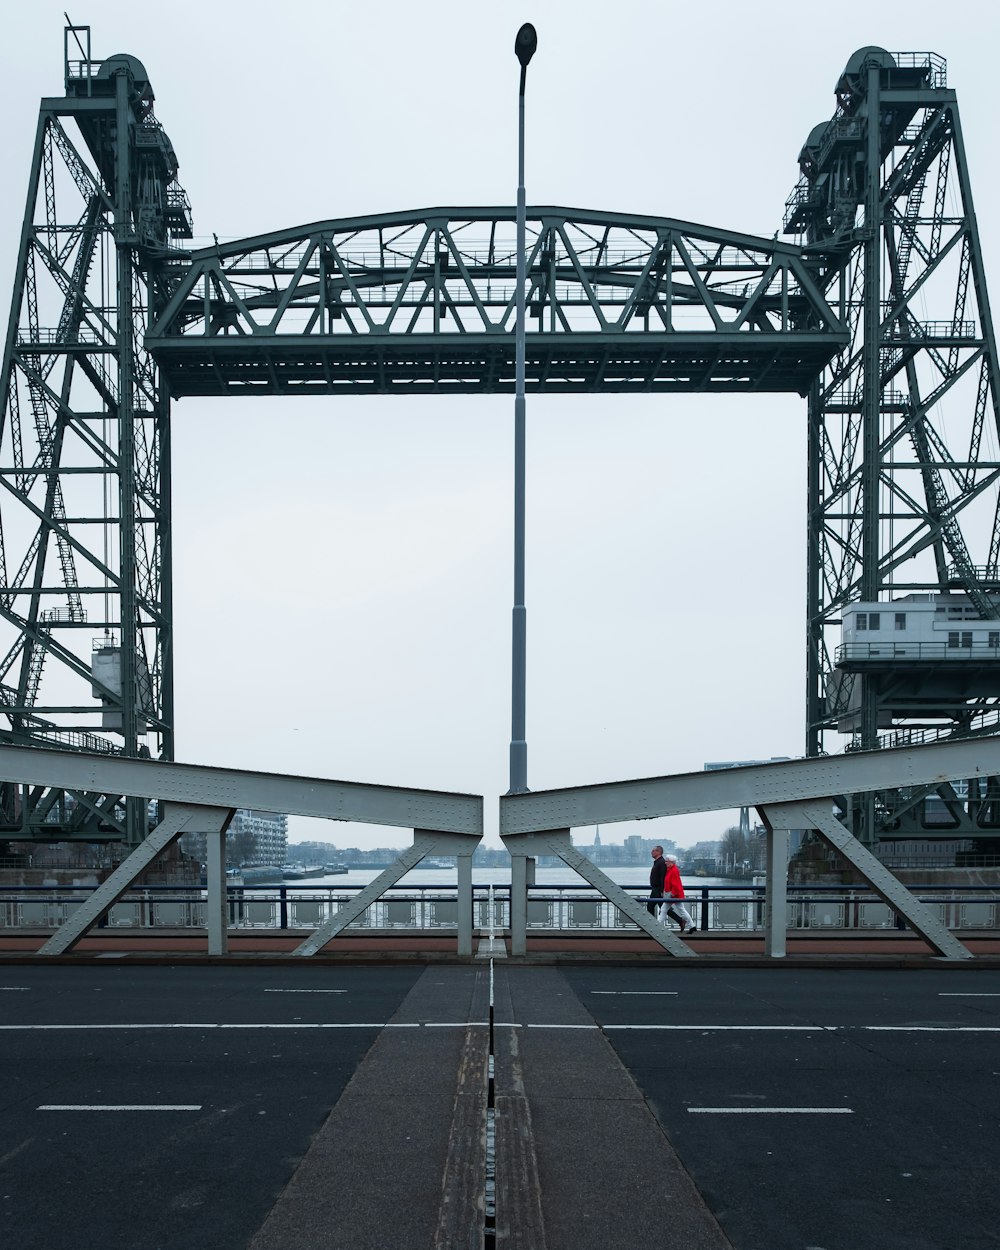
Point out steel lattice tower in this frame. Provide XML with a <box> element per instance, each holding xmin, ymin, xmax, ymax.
<box><xmin>0</xmin><ymin>28</ymin><xmax>190</xmax><ymax>841</ymax></box>
<box><xmin>785</xmin><ymin>48</ymin><xmax>1000</xmax><ymax>842</ymax></box>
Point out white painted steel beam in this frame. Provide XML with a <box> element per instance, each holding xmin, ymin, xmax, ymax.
<box><xmin>499</xmin><ymin>738</ymin><xmax>1000</xmax><ymax>833</ymax></box>
<box><xmin>770</xmin><ymin>800</ymin><xmax>972</xmax><ymax>960</ymax></box>
<box><xmin>37</xmin><ymin>804</ymin><xmax>232</xmax><ymax>956</ymax></box>
<box><xmin>0</xmin><ymin>745</ymin><xmax>483</xmax><ymax>834</ymax></box>
<box><xmin>502</xmin><ymin>831</ymin><xmax>695</xmax><ymax>958</ymax></box>
<box><xmin>204</xmin><ymin>825</ymin><xmax>229</xmax><ymax>956</ymax></box>
<box><xmin>292</xmin><ymin>830</ymin><xmax>479</xmax><ymax>957</ymax></box>
<box><xmin>759</xmin><ymin>819</ymin><xmax>790</xmax><ymax>959</ymax></box>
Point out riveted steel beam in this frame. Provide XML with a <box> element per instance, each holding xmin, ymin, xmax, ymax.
<box><xmin>499</xmin><ymin>737</ymin><xmax>1000</xmax><ymax>834</ymax></box>
<box><xmin>0</xmin><ymin>744</ymin><xmax>484</xmax><ymax>834</ymax></box>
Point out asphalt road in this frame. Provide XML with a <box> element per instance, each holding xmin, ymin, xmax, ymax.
<box><xmin>565</xmin><ymin>966</ymin><xmax>1000</xmax><ymax>1250</ymax></box>
<box><xmin>2</xmin><ymin>964</ymin><xmax>999</xmax><ymax>1249</ymax></box>
<box><xmin>0</xmin><ymin>966</ymin><xmax>422</xmax><ymax>1250</ymax></box>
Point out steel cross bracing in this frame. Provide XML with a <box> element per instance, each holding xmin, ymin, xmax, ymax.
<box><xmin>0</xmin><ymin>33</ymin><xmax>191</xmax><ymax>840</ymax></box>
<box><xmin>785</xmin><ymin>48</ymin><xmax>1000</xmax><ymax>842</ymax></box>
<box><xmin>147</xmin><ymin>210</ymin><xmax>846</xmax><ymax>397</ymax></box>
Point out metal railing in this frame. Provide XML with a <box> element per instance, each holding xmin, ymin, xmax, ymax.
<box><xmin>2</xmin><ymin>882</ymin><xmax>997</xmax><ymax>937</ymax></box>
<box><xmin>837</xmin><ymin>641</ymin><xmax>1000</xmax><ymax>662</ymax></box>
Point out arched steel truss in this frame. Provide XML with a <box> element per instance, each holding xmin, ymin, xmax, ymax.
<box><xmin>148</xmin><ymin>210</ymin><xmax>845</xmax><ymax>396</ymax></box>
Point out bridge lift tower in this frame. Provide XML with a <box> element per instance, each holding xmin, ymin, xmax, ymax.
<box><xmin>786</xmin><ymin>48</ymin><xmax>1000</xmax><ymax>843</ymax></box>
<box><xmin>0</xmin><ymin>28</ymin><xmax>998</xmax><ymax>852</ymax></box>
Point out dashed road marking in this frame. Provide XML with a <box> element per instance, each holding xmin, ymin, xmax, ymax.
<box><xmin>264</xmin><ymin>989</ymin><xmax>347</xmax><ymax>994</ymax></box>
<box><xmin>687</xmin><ymin>1107</ymin><xmax>853</xmax><ymax>1114</ymax></box>
<box><xmin>603</xmin><ymin>1024</ymin><xmax>831</xmax><ymax>1031</ymax></box>
<box><xmin>38</xmin><ymin>1104</ymin><xmax>202</xmax><ymax>1112</ymax></box>
<box><xmin>865</xmin><ymin>1025</ymin><xmax>1000</xmax><ymax>1032</ymax></box>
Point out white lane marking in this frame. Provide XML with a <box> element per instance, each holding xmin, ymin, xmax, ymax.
<box><xmin>7</xmin><ymin>1021</ymin><xmax>996</xmax><ymax>1034</ymax></box>
<box><xmin>0</xmin><ymin>986</ymin><xmax>30</xmax><ymax>991</ymax></box>
<box><xmin>425</xmin><ymin>1022</ymin><xmax>490</xmax><ymax>1028</ymax></box>
<box><xmin>603</xmin><ymin>1025</ymin><xmax>832</xmax><ymax>1031</ymax></box>
<box><xmin>864</xmin><ymin>1026</ymin><xmax>1000</xmax><ymax>1032</ymax></box>
<box><xmin>264</xmin><ymin>989</ymin><xmax>347</xmax><ymax>994</ymax></box>
<box><xmin>591</xmin><ymin>991</ymin><xmax>678</xmax><ymax>996</ymax></box>
<box><xmin>38</xmin><ymin>1104</ymin><xmax>201</xmax><ymax>1112</ymax></box>
<box><xmin>525</xmin><ymin>1024</ymin><xmax>598</xmax><ymax>1030</ymax></box>
<box><xmin>0</xmin><ymin>1023</ymin><xmax>403</xmax><ymax>1031</ymax></box>
<box><xmin>687</xmin><ymin>1107</ymin><xmax>853</xmax><ymax>1115</ymax></box>
<box><xmin>938</xmin><ymin>993</ymin><xmax>1000</xmax><ymax>997</ymax></box>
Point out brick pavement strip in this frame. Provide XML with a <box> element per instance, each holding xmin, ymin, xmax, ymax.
<box><xmin>497</xmin><ymin>967</ymin><xmax>734</xmax><ymax>1250</ymax></box>
<box><xmin>245</xmin><ymin>967</ymin><xmax>486</xmax><ymax>1250</ymax></box>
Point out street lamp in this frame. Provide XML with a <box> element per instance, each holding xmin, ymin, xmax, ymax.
<box><xmin>509</xmin><ymin>22</ymin><xmax>536</xmax><ymax>796</ymax></box>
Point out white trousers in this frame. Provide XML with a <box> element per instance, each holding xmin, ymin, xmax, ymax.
<box><xmin>661</xmin><ymin>900</ymin><xmax>693</xmax><ymax>928</ymax></box>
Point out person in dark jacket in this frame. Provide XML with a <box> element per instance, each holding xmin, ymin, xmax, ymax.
<box><xmin>648</xmin><ymin>845</ymin><xmax>667</xmax><ymax>918</ymax></box>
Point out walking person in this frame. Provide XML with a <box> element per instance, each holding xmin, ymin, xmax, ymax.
<box><xmin>647</xmin><ymin>845</ymin><xmax>667</xmax><ymax>919</ymax></box>
<box><xmin>663</xmin><ymin>853</ymin><xmax>695</xmax><ymax>934</ymax></box>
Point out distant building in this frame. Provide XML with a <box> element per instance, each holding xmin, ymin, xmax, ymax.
<box><xmin>180</xmin><ymin>809</ymin><xmax>288</xmax><ymax>867</ymax></box>
<box><xmin>624</xmin><ymin>835</ymin><xmax>646</xmax><ymax>863</ymax></box>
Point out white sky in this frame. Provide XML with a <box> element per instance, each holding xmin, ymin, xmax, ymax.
<box><xmin>1</xmin><ymin>0</ymin><xmax>998</xmax><ymax>849</ymax></box>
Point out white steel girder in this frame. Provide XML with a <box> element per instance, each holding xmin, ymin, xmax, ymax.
<box><xmin>499</xmin><ymin>737</ymin><xmax>1000</xmax><ymax>833</ymax></box>
<box><xmin>0</xmin><ymin>747</ymin><xmax>483</xmax><ymax>957</ymax></box>
<box><xmin>499</xmin><ymin>739</ymin><xmax>999</xmax><ymax>960</ymax></box>
<box><xmin>0</xmin><ymin>745</ymin><xmax>483</xmax><ymax>833</ymax></box>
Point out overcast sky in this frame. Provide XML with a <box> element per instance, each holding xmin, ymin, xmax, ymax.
<box><xmin>1</xmin><ymin>0</ymin><xmax>998</xmax><ymax>850</ymax></box>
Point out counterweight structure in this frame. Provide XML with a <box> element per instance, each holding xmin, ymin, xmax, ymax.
<box><xmin>0</xmin><ymin>31</ymin><xmax>998</xmax><ymax>852</ymax></box>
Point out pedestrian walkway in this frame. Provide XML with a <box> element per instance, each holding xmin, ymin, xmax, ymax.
<box><xmin>3</xmin><ymin>929</ymin><xmax>1000</xmax><ymax>963</ymax></box>
<box><xmin>246</xmin><ymin>965</ymin><xmax>731</xmax><ymax>1250</ymax></box>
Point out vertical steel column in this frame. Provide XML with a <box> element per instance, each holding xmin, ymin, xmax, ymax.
<box><xmin>761</xmin><ymin>817</ymin><xmax>790</xmax><ymax>958</ymax></box>
<box><xmin>859</xmin><ymin>61</ymin><xmax>883</xmax><ymax>766</ymax></box>
<box><xmin>805</xmin><ymin>379</ymin><xmax>824</xmax><ymax>756</ymax></box>
<box><xmin>157</xmin><ymin>378</ymin><xmax>175</xmax><ymax>764</ymax></box>
<box><xmin>205</xmin><ymin>823</ymin><xmax>228</xmax><ymax>955</ymax></box>
<box><xmin>509</xmin><ymin>851</ymin><xmax>528</xmax><ymax>956</ymax></box>
<box><xmin>113</xmin><ymin>67</ymin><xmax>143</xmax><ymax>842</ymax></box>
<box><xmin>456</xmin><ymin>851</ymin><xmax>473</xmax><ymax>957</ymax></box>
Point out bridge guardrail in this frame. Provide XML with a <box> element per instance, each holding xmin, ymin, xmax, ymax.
<box><xmin>2</xmin><ymin>882</ymin><xmax>997</xmax><ymax>937</ymax></box>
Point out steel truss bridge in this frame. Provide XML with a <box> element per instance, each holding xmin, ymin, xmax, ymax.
<box><xmin>1</xmin><ymin>28</ymin><xmax>999</xmax><ymax>853</ymax></box>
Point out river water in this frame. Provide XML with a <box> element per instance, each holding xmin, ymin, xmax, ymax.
<box><xmin>277</xmin><ymin>866</ymin><xmax>745</xmax><ymax>891</ymax></box>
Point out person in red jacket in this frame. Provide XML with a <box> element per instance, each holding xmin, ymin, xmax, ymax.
<box><xmin>663</xmin><ymin>854</ymin><xmax>695</xmax><ymax>934</ymax></box>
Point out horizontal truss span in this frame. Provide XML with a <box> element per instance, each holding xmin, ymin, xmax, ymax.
<box><xmin>148</xmin><ymin>208</ymin><xmax>847</xmax><ymax>397</ymax></box>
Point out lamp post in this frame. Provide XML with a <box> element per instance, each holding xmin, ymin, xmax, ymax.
<box><xmin>509</xmin><ymin>22</ymin><xmax>536</xmax><ymax>796</ymax></box>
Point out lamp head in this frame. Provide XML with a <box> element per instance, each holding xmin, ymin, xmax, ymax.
<box><xmin>515</xmin><ymin>23</ymin><xmax>537</xmax><ymax>68</ymax></box>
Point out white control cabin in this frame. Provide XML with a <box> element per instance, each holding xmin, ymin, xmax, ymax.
<box><xmin>833</xmin><ymin>593</ymin><xmax>1000</xmax><ymax>732</ymax></box>
<box><xmin>839</xmin><ymin>594</ymin><xmax>1000</xmax><ymax>660</ymax></box>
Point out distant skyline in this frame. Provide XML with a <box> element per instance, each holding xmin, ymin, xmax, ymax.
<box><xmin>1</xmin><ymin>1</ymin><xmax>998</xmax><ymax>848</ymax></box>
